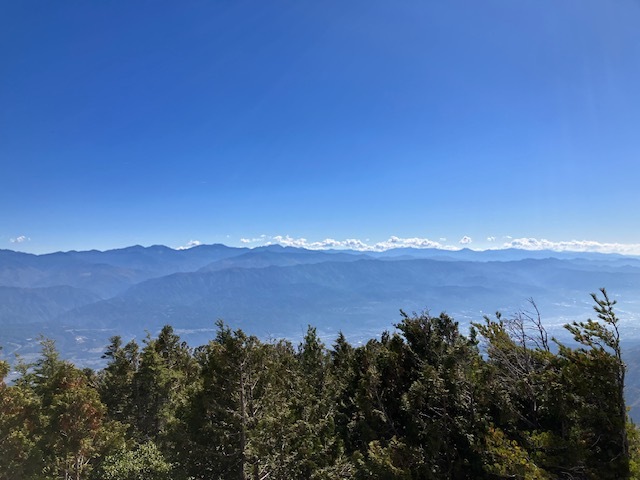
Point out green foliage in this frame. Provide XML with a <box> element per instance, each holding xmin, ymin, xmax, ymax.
<box><xmin>177</xmin><ymin>321</ymin><xmax>275</xmax><ymax>478</ymax></box>
<box><xmin>358</xmin><ymin>437</ymin><xmax>415</xmax><ymax>479</ymax></box>
<box><xmin>98</xmin><ymin>441</ymin><xmax>172</xmax><ymax>480</ymax></box>
<box><xmin>99</xmin><ymin>335</ymin><xmax>139</xmax><ymax>425</ymax></box>
<box><xmin>629</xmin><ymin>422</ymin><xmax>640</xmax><ymax>479</ymax></box>
<box><xmin>0</xmin><ymin>369</ymin><xmax>42</xmax><ymax>480</ymax></box>
<box><xmin>483</xmin><ymin>426</ymin><xmax>549</xmax><ymax>479</ymax></box>
<box><xmin>132</xmin><ymin>326</ymin><xmax>196</xmax><ymax>444</ymax></box>
<box><xmin>1</xmin><ymin>338</ymin><xmax>126</xmax><ymax>480</ymax></box>
<box><xmin>0</xmin><ymin>291</ymin><xmax>633</xmax><ymax>479</ymax></box>
<box><xmin>0</xmin><ymin>358</ymin><xmax>9</xmax><ymax>381</ymax></box>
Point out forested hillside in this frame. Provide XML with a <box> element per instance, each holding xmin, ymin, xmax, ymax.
<box><xmin>4</xmin><ymin>244</ymin><xmax>640</xmax><ymax>372</ymax></box>
<box><xmin>1</xmin><ymin>290</ymin><xmax>636</xmax><ymax>479</ymax></box>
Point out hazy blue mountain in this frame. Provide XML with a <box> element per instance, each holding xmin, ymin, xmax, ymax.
<box><xmin>198</xmin><ymin>245</ymin><xmax>370</xmax><ymax>272</ymax></box>
<box><xmin>0</xmin><ymin>244</ymin><xmax>249</xmax><ymax>297</ymax></box>
<box><xmin>54</xmin><ymin>257</ymin><xmax>640</xmax><ymax>346</ymax></box>
<box><xmin>3</xmin><ymin>244</ymin><xmax>640</xmax><ymax>371</ymax></box>
<box><xmin>0</xmin><ymin>248</ymin><xmax>143</xmax><ymax>297</ymax></box>
<box><xmin>365</xmin><ymin>247</ymin><xmax>640</xmax><ymax>263</ymax></box>
<box><xmin>61</xmin><ymin>243</ymin><xmax>249</xmax><ymax>272</ymax></box>
<box><xmin>0</xmin><ymin>285</ymin><xmax>101</xmax><ymax>324</ymax></box>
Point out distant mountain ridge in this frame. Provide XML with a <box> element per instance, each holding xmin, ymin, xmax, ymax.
<box><xmin>2</xmin><ymin>243</ymin><xmax>640</xmax><ymax>369</ymax></box>
<box><xmin>0</xmin><ymin>285</ymin><xmax>101</xmax><ymax>325</ymax></box>
<box><xmin>0</xmin><ymin>244</ymin><xmax>249</xmax><ymax>297</ymax></box>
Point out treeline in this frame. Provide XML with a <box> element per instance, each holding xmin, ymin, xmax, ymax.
<box><xmin>1</xmin><ymin>289</ymin><xmax>638</xmax><ymax>479</ymax></box>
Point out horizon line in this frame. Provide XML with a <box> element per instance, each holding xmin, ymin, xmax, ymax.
<box><xmin>4</xmin><ymin>236</ymin><xmax>640</xmax><ymax>257</ymax></box>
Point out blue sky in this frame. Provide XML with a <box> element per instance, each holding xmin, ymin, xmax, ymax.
<box><xmin>2</xmin><ymin>0</ymin><xmax>640</xmax><ymax>254</ymax></box>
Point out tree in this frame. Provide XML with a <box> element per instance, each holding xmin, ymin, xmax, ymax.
<box><xmin>475</xmin><ymin>290</ymin><xmax>631</xmax><ymax>479</ymax></box>
<box><xmin>8</xmin><ymin>339</ymin><xmax>126</xmax><ymax>480</ymax></box>
<box><xmin>556</xmin><ymin>288</ymin><xmax>629</xmax><ymax>478</ymax></box>
<box><xmin>0</xmin><ymin>351</ymin><xmax>43</xmax><ymax>480</ymax></box>
<box><xmin>285</xmin><ymin>326</ymin><xmax>350</xmax><ymax>479</ymax></box>
<box><xmin>130</xmin><ymin>326</ymin><xmax>196</xmax><ymax>452</ymax></box>
<box><xmin>99</xmin><ymin>336</ymin><xmax>139</xmax><ymax>426</ymax></box>
<box><xmin>98</xmin><ymin>441</ymin><xmax>172</xmax><ymax>480</ymax></box>
<box><xmin>395</xmin><ymin>311</ymin><xmax>486</xmax><ymax>478</ymax></box>
<box><xmin>178</xmin><ymin>321</ymin><xmax>271</xmax><ymax>479</ymax></box>
<box><xmin>3</xmin><ymin>291</ymin><xmax>634</xmax><ymax>479</ymax></box>
<box><xmin>42</xmin><ymin>363</ymin><xmax>124</xmax><ymax>480</ymax></box>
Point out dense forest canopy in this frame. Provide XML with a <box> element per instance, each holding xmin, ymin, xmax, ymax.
<box><xmin>1</xmin><ymin>289</ymin><xmax>638</xmax><ymax>479</ymax></box>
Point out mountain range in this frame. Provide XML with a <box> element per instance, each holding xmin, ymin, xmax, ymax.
<box><xmin>2</xmin><ymin>243</ymin><xmax>640</xmax><ymax>368</ymax></box>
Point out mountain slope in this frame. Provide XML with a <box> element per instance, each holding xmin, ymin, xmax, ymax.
<box><xmin>57</xmin><ymin>258</ymin><xmax>640</xmax><ymax>343</ymax></box>
<box><xmin>0</xmin><ymin>285</ymin><xmax>101</xmax><ymax>324</ymax></box>
<box><xmin>0</xmin><ymin>244</ymin><xmax>249</xmax><ymax>297</ymax></box>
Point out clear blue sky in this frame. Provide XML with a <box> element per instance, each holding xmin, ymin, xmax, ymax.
<box><xmin>2</xmin><ymin>0</ymin><xmax>640</xmax><ymax>254</ymax></box>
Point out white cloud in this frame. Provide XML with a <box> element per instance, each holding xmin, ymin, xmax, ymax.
<box><xmin>376</xmin><ymin>236</ymin><xmax>447</xmax><ymax>250</ymax></box>
<box><xmin>258</xmin><ymin>235</ymin><xmax>454</xmax><ymax>252</ymax></box>
<box><xmin>236</xmin><ymin>234</ymin><xmax>640</xmax><ymax>256</ymax></box>
<box><xmin>269</xmin><ymin>235</ymin><xmax>311</xmax><ymax>248</ymax></box>
<box><xmin>500</xmin><ymin>237</ymin><xmax>640</xmax><ymax>255</ymax></box>
<box><xmin>240</xmin><ymin>235</ymin><xmax>267</xmax><ymax>244</ymax></box>
<box><xmin>175</xmin><ymin>240</ymin><xmax>202</xmax><ymax>250</ymax></box>
<box><xmin>231</xmin><ymin>235</ymin><xmax>640</xmax><ymax>255</ymax></box>
<box><xmin>10</xmin><ymin>235</ymin><xmax>30</xmax><ymax>243</ymax></box>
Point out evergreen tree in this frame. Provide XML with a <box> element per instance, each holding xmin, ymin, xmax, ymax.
<box><xmin>7</xmin><ymin>339</ymin><xmax>126</xmax><ymax>480</ymax></box>
<box><xmin>1</xmin><ymin>291</ymin><xmax>634</xmax><ymax>479</ymax></box>
<box><xmin>395</xmin><ymin>311</ymin><xmax>485</xmax><ymax>478</ymax></box>
<box><xmin>476</xmin><ymin>290</ymin><xmax>631</xmax><ymax>479</ymax></box>
<box><xmin>286</xmin><ymin>326</ymin><xmax>351</xmax><ymax>479</ymax></box>
<box><xmin>556</xmin><ymin>288</ymin><xmax>629</xmax><ymax>478</ymax></box>
<box><xmin>99</xmin><ymin>336</ymin><xmax>139</xmax><ymax>426</ymax></box>
<box><xmin>130</xmin><ymin>326</ymin><xmax>196</xmax><ymax>451</ymax></box>
<box><xmin>98</xmin><ymin>441</ymin><xmax>173</xmax><ymax>480</ymax></box>
<box><xmin>0</xmin><ymin>354</ymin><xmax>43</xmax><ymax>479</ymax></box>
<box><xmin>178</xmin><ymin>322</ymin><xmax>270</xmax><ymax>479</ymax></box>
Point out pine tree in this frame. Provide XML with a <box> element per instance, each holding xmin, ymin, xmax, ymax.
<box><xmin>0</xmin><ymin>353</ymin><xmax>43</xmax><ymax>479</ymax></box>
<box><xmin>8</xmin><ymin>339</ymin><xmax>126</xmax><ymax>479</ymax></box>
<box><xmin>98</xmin><ymin>441</ymin><xmax>173</xmax><ymax>480</ymax></box>
<box><xmin>178</xmin><ymin>322</ymin><xmax>269</xmax><ymax>479</ymax></box>
<box><xmin>130</xmin><ymin>326</ymin><xmax>196</xmax><ymax>451</ymax></box>
<box><xmin>99</xmin><ymin>336</ymin><xmax>139</xmax><ymax>426</ymax></box>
